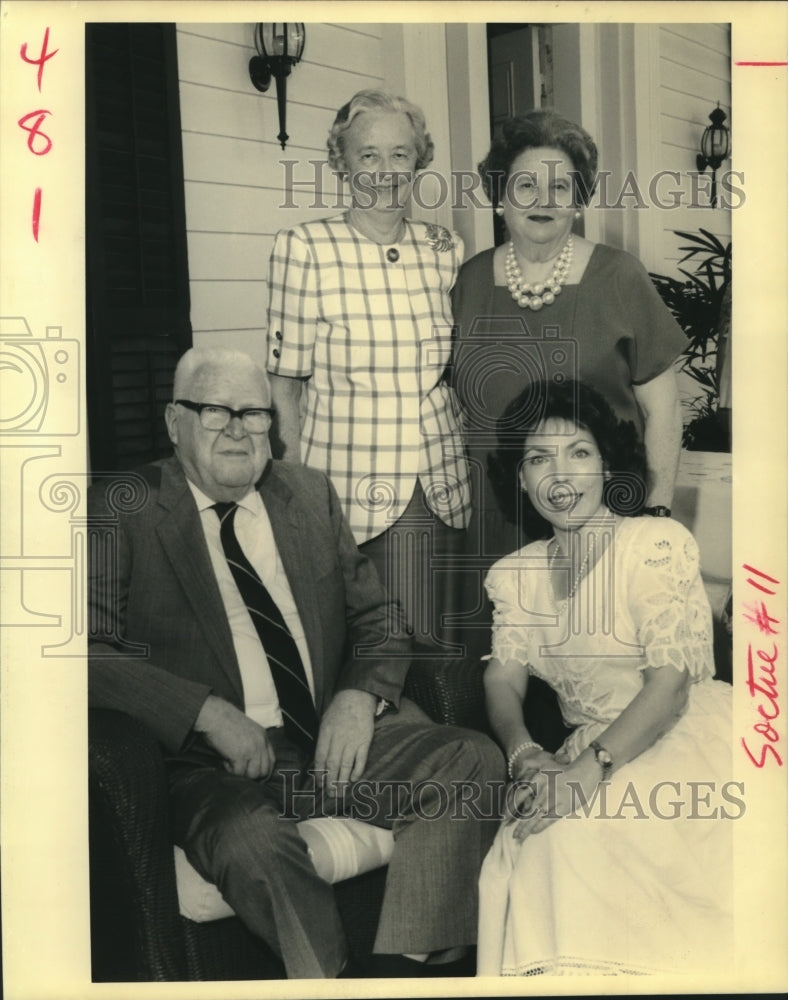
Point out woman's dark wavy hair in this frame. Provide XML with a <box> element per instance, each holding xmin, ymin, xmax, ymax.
<box><xmin>479</xmin><ymin>109</ymin><xmax>598</xmax><ymax>208</ymax></box>
<box><xmin>488</xmin><ymin>379</ymin><xmax>647</xmax><ymax>539</ymax></box>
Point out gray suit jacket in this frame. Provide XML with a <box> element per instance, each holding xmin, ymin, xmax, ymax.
<box><xmin>88</xmin><ymin>456</ymin><xmax>412</xmax><ymax>760</ymax></box>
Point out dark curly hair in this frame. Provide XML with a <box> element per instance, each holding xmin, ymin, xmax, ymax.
<box><xmin>479</xmin><ymin>110</ymin><xmax>598</xmax><ymax>208</ymax></box>
<box><xmin>488</xmin><ymin>379</ymin><xmax>647</xmax><ymax>538</ymax></box>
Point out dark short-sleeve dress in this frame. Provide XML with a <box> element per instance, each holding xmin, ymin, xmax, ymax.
<box><xmin>449</xmin><ymin>242</ymin><xmax>687</xmax><ymax>656</ymax></box>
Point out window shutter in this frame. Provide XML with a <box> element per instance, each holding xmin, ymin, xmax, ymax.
<box><xmin>86</xmin><ymin>23</ymin><xmax>191</xmax><ymax>471</ymax></box>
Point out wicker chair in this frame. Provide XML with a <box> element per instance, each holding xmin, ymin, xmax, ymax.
<box><xmin>89</xmin><ymin>612</ymin><xmax>730</xmax><ymax>983</ymax></box>
<box><xmin>88</xmin><ymin>652</ymin><xmax>518</xmax><ymax>982</ymax></box>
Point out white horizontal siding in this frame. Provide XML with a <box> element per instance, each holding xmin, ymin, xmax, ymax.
<box><xmin>187</xmin><ymin>232</ymin><xmax>273</xmax><ymax>281</ymax></box>
<box><xmin>184</xmin><ymin>182</ymin><xmax>347</xmax><ymax>237</ymax></box>
<box><xmin>181</xmin><ymin>131</ymin><xmax>347</xmax><ymax>194</ymax></box>
<box><xmin>656</xmin><ymin>24</ymin><xmax>732</xmax><ymax>279</ymax></box>
<box><xmin>659</xmin><ymin>57</ymin><xmax>731</xmax><ymax>107</ymax></box>
<box><xmin>660</xmin><ymin>23</ymin><xmax>730</xmax><ymax>57</ymax></box>
<box><xmin>659</xmin><ymin>29</ymin><xmax>731</xmax><ymax>84</ymax></box>
<box><xmin>178</xmin><ymin>23</ymin><xmax>254</xmax><ymax>47</ymax></box>
<box><xmin>178</xmin><ymin>22</ymin><xmax>383</xmax><ymax>351</ymax></box>
<box><xmin>190</xmin><ymin>279</ymin><xmax>269</xmax><ymax>335</ymax></box>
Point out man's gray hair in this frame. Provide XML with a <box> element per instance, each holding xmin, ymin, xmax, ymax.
<box><xmin>172</xmin><ymin>347</ymin><xmax>270</xmax><ymax>399</ymax></box>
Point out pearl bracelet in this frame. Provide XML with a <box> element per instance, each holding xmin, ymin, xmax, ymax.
<box><xmin>507</xmin><ymin>739</ymin><xmax>543</xmax><ymax>779</ymax></box>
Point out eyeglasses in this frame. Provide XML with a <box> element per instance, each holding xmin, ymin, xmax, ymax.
<box><xmin>174</xmin><ymin>399</ymin><xmax>274</xmax><ymax>434</ymax></box>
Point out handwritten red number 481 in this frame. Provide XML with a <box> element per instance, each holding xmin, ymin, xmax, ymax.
<box><xmin>18</xmin><ymin>26</ymin><xmax>58</xmax><ymax>242</ymax></box>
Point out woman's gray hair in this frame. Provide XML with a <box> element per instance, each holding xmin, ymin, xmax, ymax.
<box><xmin>327</xmin><ymin>89</ymin><xmax>435</xmax><ymax>172</ymax></box>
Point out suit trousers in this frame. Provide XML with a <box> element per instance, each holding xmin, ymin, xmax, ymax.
<box><xmin>168</xmin><ymin>698</ymin><xmax>504</xmax><ymax>978</ymax></box>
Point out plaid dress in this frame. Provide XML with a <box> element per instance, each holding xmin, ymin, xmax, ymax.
<box><xmin>266</xmin><ymin>214</ymin><xmax>472</xmax><ymax>544</ymax></box>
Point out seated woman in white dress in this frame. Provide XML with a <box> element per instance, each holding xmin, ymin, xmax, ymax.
<box><xmin>478</xmin><ymin>378</ymin><xmax>734</xmax><ymax>977</ymax></box>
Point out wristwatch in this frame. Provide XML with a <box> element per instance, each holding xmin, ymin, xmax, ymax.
<box><xmin>643</xmin><ymin>505</ymin><xmax>671</xmax><ymax>517</ymax></box>
<box><xmin>589</xmin><ymin>740</ymin><xmax>613</xmax><ymax>777</ymax></box>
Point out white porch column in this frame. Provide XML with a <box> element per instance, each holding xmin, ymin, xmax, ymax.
<box><xmin>557</xmin><ymin>22</ymin><xmax>663</xmax><ymax>267</ymax></box>
<box><xmin>445</xmin><ymin>22</ymin><xmax>494</xmax><ymax>258</ymax></box>
<box><xmin>381</xmin><ymin>23</ymin><xmax>453</xmax><ymax>233</ymax></box>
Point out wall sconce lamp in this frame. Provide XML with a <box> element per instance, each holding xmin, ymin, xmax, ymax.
<box><xmin>249</xmin><ymin>23</ymin><xmax>306</xmax><ymax>150</ymax></box>
<box><xmin>696</xmin><ymin>103</ymin><xmax>730</xmax><ymax>208</ymax></box>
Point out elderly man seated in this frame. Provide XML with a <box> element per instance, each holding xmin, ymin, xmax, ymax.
<box><xmin>88</xmin><ymin>347</ymin><xmax>503</xmax><ymax>979</ymax></box>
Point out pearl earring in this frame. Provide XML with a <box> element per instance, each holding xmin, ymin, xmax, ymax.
<box><xmin>495</xmin><ymin>205</ymin><xmax>505</xmax><ymax>216</ymax></box>
<box><xmin>574</xmin><ymin>210</ymin><xmax>582</xmax><ymax>219</ymax></box>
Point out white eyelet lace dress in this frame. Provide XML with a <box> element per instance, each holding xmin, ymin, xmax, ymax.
<box><xmin>477</xmin><ymin>516</ymin><xmax>733</xmax><ymax>977</ymax></box>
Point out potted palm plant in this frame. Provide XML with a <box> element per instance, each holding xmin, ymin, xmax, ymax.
<box><xmin>649</xmin><ymin>229</ymin><xmax>732</xmax><ymax>451</ymax></box>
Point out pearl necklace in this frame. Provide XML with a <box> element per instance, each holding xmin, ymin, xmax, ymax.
<box><xmin>548</xmin><ymin>511</ymin><xmax>613</xmax><ymax>612</ymax></box>
<box><xmin>505</xmin><ymin>235</ymin><xmax>574</xmax><ymax>311</ymax></box>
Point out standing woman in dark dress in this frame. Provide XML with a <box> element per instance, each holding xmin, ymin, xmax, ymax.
<box><xmin>450</xmin><ymin>110</ymin><xmax>687</xmax><ymax>658</ymax></box>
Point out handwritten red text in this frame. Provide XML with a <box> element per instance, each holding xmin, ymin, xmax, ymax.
<box><xmin>18</xmin><ymin>27</ymin><xmax>58</xmax><ymax>242</ymax></box>
<box><xmin>740</xmin><ymin>565</ymin><xmax>782</xmax><ymax>768</ymax></box>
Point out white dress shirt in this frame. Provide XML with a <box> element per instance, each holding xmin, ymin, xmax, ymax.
<box><xmin>188</xmin><ymin>481</ymin><xmax>315</xmax><ymax>729</ymax></box>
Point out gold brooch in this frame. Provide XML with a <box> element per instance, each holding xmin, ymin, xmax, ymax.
<box><xmin>425</xmin><ymin>223</ymin><xmax>455</xmax><ymax>253</ymax></box>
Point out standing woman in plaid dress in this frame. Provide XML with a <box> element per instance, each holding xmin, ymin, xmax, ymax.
<box><xmin>267</xmin><ymin>90</ymin><xmax>471</xmax><ymax>650</ymax></box>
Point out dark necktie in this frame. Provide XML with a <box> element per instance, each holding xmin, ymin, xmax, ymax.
<box><xmin>212</xmin><ymin>501</ymin><xmax>318</xmax><ymax>753</ymax></box>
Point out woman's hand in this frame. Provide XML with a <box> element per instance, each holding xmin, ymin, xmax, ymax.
<box><xmin>510</xmin><ymin>747</ymin><xmax>556</xmax><ymax>784</ymax></box>
<box><xmin>508</xmin><ymin>752</ymin><xmax>601</xmax><ymax>843</ymax></box>
<box><xmin>504</xmin><ymin>748</ymin><xmax>556</xmax><ymax>824</ymax></box>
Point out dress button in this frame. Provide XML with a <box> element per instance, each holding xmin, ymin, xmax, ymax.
<box><xmin>386</xmin><ymin>248</ymin><xmax>400</xmax><ymax>263</ymax></box>
<box><xmin>275</xmin><ymin>330</ymin><xmax>283</xmax><ymax>340</ymax></box>
<box><xmin>272</xmin><ymin>348</ymin><xmax>281</xmax><ymax>358</ymax></box>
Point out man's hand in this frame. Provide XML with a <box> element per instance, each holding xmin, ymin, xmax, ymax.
<box><xmin>194</xmin><ymin>694</ymin><xmax>275</xmax><ymax>779</ymax></box>
<box><xmin>314</xmin><ymin>689</ymin><xmax>377</xmax><ymax>794</ymax></box>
